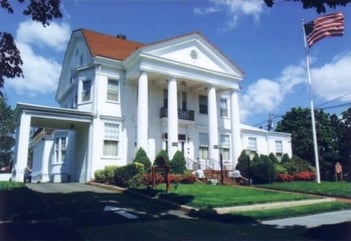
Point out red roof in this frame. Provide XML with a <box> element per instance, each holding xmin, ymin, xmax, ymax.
<box><xmin>81</xmin><ymin>29</ymin><xmax>144</xmax><ymax>61</ymax></box>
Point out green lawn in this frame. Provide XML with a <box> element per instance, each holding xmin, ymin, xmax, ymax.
<box><xmin>136</xmin><ymin>183</ymin><xmax>315</xmax><ymax>208</ymax></box>
<box><xmin>258</xmin><ymin>181</ymin><xmax>351</xmax><ymax>198</ymax></box>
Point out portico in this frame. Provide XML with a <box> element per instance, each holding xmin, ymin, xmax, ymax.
<box><xmin>13</xmin><ymin>103</ymin><xmax>94</xmax><ymax>182</ymax></box>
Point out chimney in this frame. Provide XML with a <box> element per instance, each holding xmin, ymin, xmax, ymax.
<box><xmin>116</xmin><ymin>34</ymin><xmax>127</xmax><ymax>40</ymax></box>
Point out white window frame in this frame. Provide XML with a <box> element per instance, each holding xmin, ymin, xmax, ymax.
<box><xmin>220</xmin><ymin>134</ymin><xmax>230</xmax><ymax>160</ymax></box>
<box><xmin>275</xmin><ymin>140</ymin><xmax>283</xmax><ymax>157</ymax></box>
<box><xmin>54</xmin><ymin>136</ymin><xmax>67</xmax><ymax>164</ymax></box>
<box><xmin>81</xmin><ymin>79</ymin><xmax>91</xmax><ymax>102</ymax></box>
<box><xmin>219</xmin><ymin>98</ymin><xmax>228</xmax><ymax>117</ymax></box>
<box><xmin>107</xmin><ymin>79</ymin><xmax>119</xmax><ymax>102</ymax></box>
<box><xmin>199</xmin><ymin>95</ymin><xmax>208</xmax><ymax>114</ymax></box>
<box><xmin>103</xmin><ymin>122</ymin><xmax>120</xmax><ymax>157</ymax></box>
<box><xmin>199</xmin><ymin>132</ymin><xmax>209</xmax><ymax>159</ymax></box>
<box><xmin>247</xmin><ymin>137</ymin><xmax>257</xmax><ymax>152</ymax></box>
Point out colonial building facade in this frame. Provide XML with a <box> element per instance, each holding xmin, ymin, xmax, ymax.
<box><xmin>12</xmin><ymin>29</ymin><xmax>292</xmax><ymax>183</ymax></box>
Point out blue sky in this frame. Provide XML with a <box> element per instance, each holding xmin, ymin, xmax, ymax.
<box><xmin>3</xmin><ymin>0</ymin><xmax>351</xmax><ymax>127</ymax></box>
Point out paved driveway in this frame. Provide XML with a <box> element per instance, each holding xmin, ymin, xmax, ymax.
<box><xmin>27</xmin><ymin>183</ymin><xmax>116</xmax><ymax>193</ymax></box>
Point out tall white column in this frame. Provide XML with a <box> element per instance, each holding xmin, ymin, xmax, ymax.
<box><xmin>230</xmin><ymin>90</ymin><xmax>241</xmax><ymax>167</ymax></box>
<box><xmin>13</xmin><ymin>112</ymin><xmax>31</xmax><ymax>182</ymax></box>
<box><xmin>208</xmin><ymin>86</ymin><xmax>219</xmax><ymax>167</ymax></box>
<box><xmin>167</xmin><ymin>77</ymin><xmax>178</xmax><ymax>159</ymax></box>
<box><xmin>137</xmin><ymin>71</ymin><xmax>148</xmax><ymax>152</ymax></box>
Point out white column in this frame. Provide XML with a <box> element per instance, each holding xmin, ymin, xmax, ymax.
<box><xmin>230</xmin><ymin>90</ymin><xmax>241</xmax><ymax>167</ymax></box>
<box><xmin>13</xmin><ymin>112</ymin><xmax>31</xmax><ymax>182</ymax></box>
<box><xmin>208</xmin><ymin>86</ymin><xmax>219</xmax><ymax>168</ymax></box>
<box><xmin>137</xmin><ymin>71</ymin><xmax>148</xmax><ymax>151</ymax></box>
<box><xmin>167</xmin><ymin>77</ymin><xmax>178</xmax><ymax>159</ymax></box>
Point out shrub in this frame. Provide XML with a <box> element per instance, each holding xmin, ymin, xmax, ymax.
<box><xmin>269</xmin><ymin>153</ymin><xmax>280</xmax><ymax>163</ymax></box>
<box><xmin>179</xmin><ymin>173</ymin><xmax>196</xmax><ymax>184</ymax></box>
<box><xmin>283</xmin><ymin>155</ymin><xmax>313</xmax><ymax>174</ymax></box>
<box><xmin>171</xmin><ymin>151</ymin><xmax>186</xmax><ymax>174</ymax></box>
<box><xmin>143</xmin><ymin>172</ymin><xmax>164</xmax><ymax>186</ymax></box>
<box><xmin>250</xmin><ymin>155</ymin><xmax>275</xmax><ymax>184</ymax></box>
<box><xmin>94</xmin><ymin>169</ymin><xmax>106</xmax><ymax>183</ymax></box>
<box><xmin>133</xmin><ymin>147</ymin><xmax>151</xmax><ymax>171</ymax></box>
<box><xmin>277</xmin><ymin>173</ymin><xmax>295</xmax><ymax>182</ymax></box>
<box><xmin>294</xmin><ymin>170</ymin><xmax>315</xmax><ymax>181</ymax></box>
<box><xmin>236</xmin><ymin>150</ymin><xmax>250</xmax><ymax>177</ymax></box>
<box><xmin>281</xmin><ymin>153</ymin><xmax>291</xmax><ymax>164</ymax></box>
<box><xmin>154</xmin><ymin>150</ymin><xmax>170</xmax><ymax>167</ymax></box>
<box><xmin>104</xmin><ymin>165</ymin><xmax>118</xmax><ymax>184</ymax></box>
<box><xmin>114</xmin><ymin>163</ymin><xmax>144</xmax><ymax>187</ymax></box>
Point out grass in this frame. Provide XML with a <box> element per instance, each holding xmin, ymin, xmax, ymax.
<box><xmin>136</xmin><ymin>183</ymin><xmax>315</xmax><ymax>208</ymax></box>
<box><xmin>0</xmin><ymin>181</ymin><xmax>25</xmax><ymax>190</ymax></box>
<box><xmin>234</xmin><ymin>201</ymin><xmax>351</xmax><ymax>221</ymax></box>
<box><xmin>258</xmin><ymin>181</ymin><xmax>351</xmax><ymax>198</ymax></box>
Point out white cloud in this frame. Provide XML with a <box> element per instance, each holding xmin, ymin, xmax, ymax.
<box><xmin>7</xmin><ymin>20</ymin><xmax>71</xmax><ymax>96</ymax></box>
<box><xmin>240</xmin><ymin>63</ymin><xmax>305</xmax><ymax>121</ymax></box>
<box><xmin>240</xmin><ymin>52</ymin><xmax>351</xmax><ymax>122</ymax></box>
<box><xmin>8</xmin><ymin>43</ymin><xmax>61</xmax><ymax>96</ymax></box>
<box><xmin>311</xmin><ymin>53</ymin><xmax>351</xmax><ymax>102</ymax></box>
<box><xmin>194</xmin><ymin>0</ymin><xmax>266</xmax><ymax>29</ymax></box>
<box><xmin>16</xmin><ymin>20</ymin><xmax>71</xmax><ymax>51</ymax></box>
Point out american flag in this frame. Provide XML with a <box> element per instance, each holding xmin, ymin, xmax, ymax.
<box><xmin>304</xmin><ymin>12</ymin><xmax>344</xmax><ymax>48</ymax></box>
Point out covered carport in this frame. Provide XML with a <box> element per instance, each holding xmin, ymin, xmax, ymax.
<box><xmin>13</xmin><ymin>103</ymin><xmax>94</xmax><ymax>183</ymax></box>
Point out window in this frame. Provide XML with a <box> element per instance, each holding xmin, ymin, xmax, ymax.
<box><xmin>182</xmin><ymin>91</ymin><xmax>187</xmax><ymax>110</ymax></box>
<box><xmin>247</xmin><ymin>137</ymin><xmax>257</xmax><ymax>152</ymax></box>
<box><xmin>107</xmin><ymin>79</ymin><xmax>119</xmax><ymax>101</ymax></box>
<box><xmin>220</xmin><ymin>134</ymin><xmax>230</xmax><ymax>160</ymax></box>
<box><xmin>220</xmin><ymin>98</ymin><xmax>228</xmax><ymax>117</ymax></box>
<box><xmin>275</xmin><ymin>140</ymin><xmax>283</xmax><ymax>157</ymax></box>
<box><xmin>103</xmin><ymin>123</ymin><xmax>119</xmax><ymax>156</ymax></box>
<box><xmin>163</xmin><ymin>89</ymin><xmax>168</xmax><ymax>108</ymax></box>
<box><xmin>199</xmin><ymin>95</ymin><xmax>208</xmax><ymax>114</ymax></box>
<box><xmin>54</xmin><ymin>137</ymin><xmax>67</xmax><ymax>163</ymax></box>
<box><xmin>81</xmin><ymin>80</ymin><xmax>91</xmax><ymax>102</ymax></box>
<box><xmin>199</xmin><ymin>133</ymin><xmax>209</xmax><ymax>159</ymax></box>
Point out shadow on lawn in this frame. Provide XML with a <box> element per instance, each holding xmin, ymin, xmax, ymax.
<box><xmin>2</xmin><ymin>185</ymin><xmax>351</xmax><ymax>241</ymax></box>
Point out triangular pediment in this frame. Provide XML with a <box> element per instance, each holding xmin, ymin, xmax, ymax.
<box><xmin>140</xmin><ymin>33</ymin><xmax>243</xmax><ymax>78</ymax></box>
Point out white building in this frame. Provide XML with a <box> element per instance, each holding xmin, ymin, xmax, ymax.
<box><xmin>12</xmin><ymin>29</ymin><xmax>292</xmax><ymax>183</ymax></box>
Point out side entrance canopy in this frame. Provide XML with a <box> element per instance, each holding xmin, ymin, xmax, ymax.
<box><xmin>13</xmin><ymin>103</ymin><xmax>94</xmax><ymax>182</ymax></box>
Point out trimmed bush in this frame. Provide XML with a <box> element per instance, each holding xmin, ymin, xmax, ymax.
<box><xmin>133</xmin><ymin>147</ymin><xmax>151</xmax><ymax>171</ymax></box>
<box><xmin>269</xmin><ymin>153</ymin><xmax>280</xmax><ymax>163</ymax></box>
<box><xmin>171</xmin><ymin>151</ymin><xmax>186</xmax><ymax>174</ymax></box>
<box><xmin>94</xmin><ymin>169</ymin><xmax>106</xmax><ymax>183</ymax></box>
<box><xmin>114</xmin><ymin>162</ymin><xmax>145</xmax><ymax>187</ymax></box>
<box><xmin>104</xmin><ymin>165</ymin><xmax>118</xmax><ymax>184</ymax></box>
<box><xmin>154</xmin><ymin>150</ymin><xmax>170</xmax><ymax>167</ymax></box>
<box><xmin>250</xmin><ymin>155</ymin><xmax>275</xmax><ymax>184</ymax></box>
<box><xmin>236</xmin><ymin>150</ymin><xmax>250</xmax><ymax>177</ymax></box>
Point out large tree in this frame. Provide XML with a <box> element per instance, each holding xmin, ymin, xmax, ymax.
<box><xmin>0</xmin><ymin>0</ymin><xmax>62</xmax><ymax>96</ymax></box>
<box><xmin>0</xmin><ymin>96</ymin><xmax>16</xmax><ymax>170</ymax></box>
<box><xmin>264</xmin><ymin>0</ymin><xmax>351</xmax><ymax>13</ymax></box>
<box><xmin>275</xmin><ymin>107</ymin><xmax>345</xmax><ymax>180</ymax></box>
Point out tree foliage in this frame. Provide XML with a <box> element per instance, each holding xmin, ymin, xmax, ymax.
<box><xmin>264</xmin><ymin>0</ymin><xmax>351</xmax><ymax>13</ymax></box>
<box><xmin>0</xmin><ymin>96</ymin><xmax>15</xmax><ymax>169</ymax></box>
<box><xmin>275</xmin><ymin>107</ymin><xmax>347</xmax><ymax>180</ymax></box>
<box><xmin>0</xmin><ymin>0</ymin><xmax>62</xmax><ymax>95</ymax></box>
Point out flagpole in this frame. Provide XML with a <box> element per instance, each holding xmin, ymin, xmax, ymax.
<box><xmin>302</xmin><ymin>19</ymin><xmax>321</xmax><ymax>184</ymax></box>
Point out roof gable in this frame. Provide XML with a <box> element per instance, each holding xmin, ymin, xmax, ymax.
<box><xmin>139</xmin><ymin>32</ymin><xmax>244</xmax><ymax>78</ymax></box>
<box><xmin>81</xmin><ymin>29</ymin><xmax>144</xmax><ymax>60</ymax></box>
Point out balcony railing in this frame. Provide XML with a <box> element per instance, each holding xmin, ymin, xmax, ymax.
<box><xmin>160</xmin><ymin>107</ymin><xmax>195</xmax><ymax>121</ymax></box>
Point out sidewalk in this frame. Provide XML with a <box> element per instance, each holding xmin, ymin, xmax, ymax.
<box><xmin>262</xmin><ymin>210</ymin><xmax>351</xmax><ymax>228</ymax></box>
<box><xmin>214</xmin><ymin>197</ymin><xmax>336</xmax><ymax>214</ymax></box>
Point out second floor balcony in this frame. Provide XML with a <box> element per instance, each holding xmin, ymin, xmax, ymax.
<box><xmin>160</xmin><ymin>107</ymin><xmax>195</xmax><ymax>121</ymax></box>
